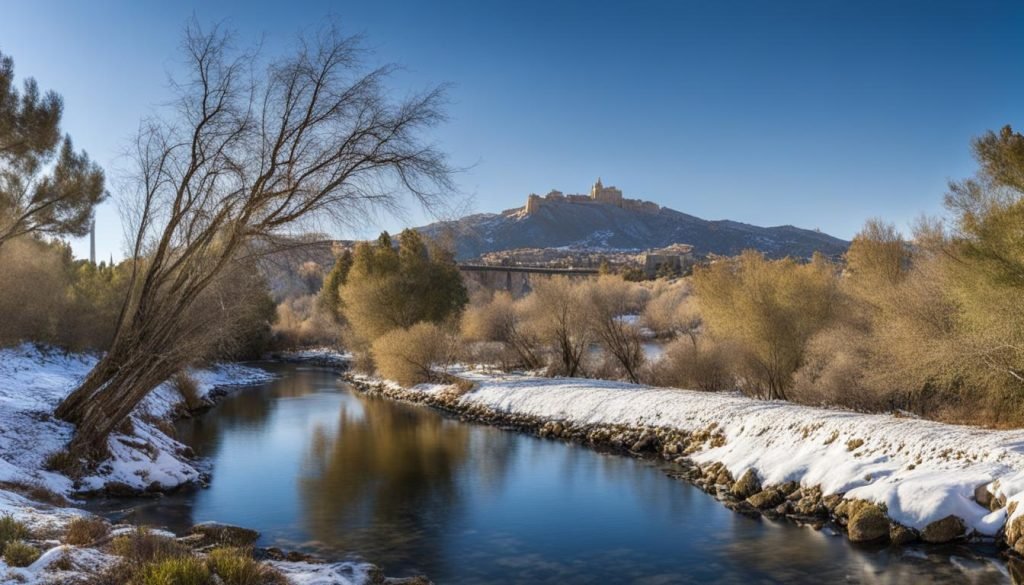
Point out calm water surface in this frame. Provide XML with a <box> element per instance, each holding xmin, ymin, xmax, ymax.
<box><xmin>102</xmin><ymin>363</ymin><xmax>1010</xmax><ymax>584</ymax></box>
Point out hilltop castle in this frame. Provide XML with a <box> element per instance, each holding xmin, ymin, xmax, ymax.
<box><xmin>523</xmin><ymin>178</ymin><xmax>660</xmax><ymax>215</ymax></box>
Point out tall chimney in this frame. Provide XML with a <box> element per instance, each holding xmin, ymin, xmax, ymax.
<box><xmin>90</xmin><ymin>219</ymin><xmax>96</xmax><ymax>265</ymax></box>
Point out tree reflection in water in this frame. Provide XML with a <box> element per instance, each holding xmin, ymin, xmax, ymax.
<box><xmin>298</xmin><ymin>392</ymin><xmax>507</xmax><ymax>576</ymax></box>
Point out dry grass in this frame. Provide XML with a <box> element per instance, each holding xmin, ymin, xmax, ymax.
<box><xmin>3</xmin><ymin>540</ymin><xmax>40</xmax><ymax>567</ymax></box>
<box><xmin>63</xmin><ymin>515</ymin><xmax>111</xmax><ymax>546</ymax></box>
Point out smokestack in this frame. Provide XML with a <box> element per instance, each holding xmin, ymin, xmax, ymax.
<box><xmin>90</xmin><ymin>219</ymin><xmax>96</xmax><ymax>265</ymax></box>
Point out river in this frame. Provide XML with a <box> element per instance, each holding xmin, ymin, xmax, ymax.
<box><xmin>93</xmin><ymin>363</ymin><xmax>1010</xmax><ymax>584</ymax></box>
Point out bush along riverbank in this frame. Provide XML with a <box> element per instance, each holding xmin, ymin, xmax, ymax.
<box><xmin>0</xmin><ymin>345</ymin><xmax>428</xmax><ymax>584</ymax></box>
<box><xmin>345</xmin><ymin>369</ymin><xmax>1024</xmax><ymax>573</ymax></box>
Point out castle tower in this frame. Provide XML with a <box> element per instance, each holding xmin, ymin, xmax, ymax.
<box><xmin>590</xmin><ymin>177</ymin><xmax>603</xmax><ymax>199</ymax></box>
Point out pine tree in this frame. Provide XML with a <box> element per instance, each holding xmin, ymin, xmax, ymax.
<box><xmin>318</xmin><ymin>248</ymin><xmax>354</xmax><ymax>319</ymax></box>
<box><xmin>0</xmin><ymin>50</ymin><xmax>105</xmax><ymax>248</ymax></box>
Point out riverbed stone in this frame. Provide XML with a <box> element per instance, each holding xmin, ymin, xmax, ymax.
<box><xmin>847</xmin><ymin>504</ymin><xmax>889</xmax><ymax>543</ymax></box>
<box><xmin>714</xmin><ymin>469</ymin><xmax>733</xmax><ymax>486</ymax></box>
<box><xmin>731</xmin><ymin>469</ymin><xmax>761</xmax><ymax>500</ymax></box>
<box><xmin>974</xmin><ymin>483</ymin><xmax>993</xmax><ymax>509</ymax></box>
<box><xmin>1007</xmin><ymin>514</ymin><xmax>1024</xmax><ymax>547</ymax></box>
<box><xmin>920</xmin><ymin>515</ymin><xmax>965</xmax><ymax>543</ymax></box>
<box><xmin>778</xmin><ymin>481</ymin><xmax>800</xmax><ymax>496</ymax></box>
<box><xmin>889</xmin><ymin>524</ymin><xmax>918</xmax><ymax>546</ymax></box>
<box><xmin>747</xmin><ymin>489</ymin><xmax>784</xmax><ymax>510</ymax></box>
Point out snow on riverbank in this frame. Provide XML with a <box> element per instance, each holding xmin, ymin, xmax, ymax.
<box><xmin>0</xmin><ymin>344</ymin><xmax>273</xmax><ymax>496</ymax></box>
<box><xmin>0</xmin><ymin>346</ymin><xmax>382</xmax><ymax>584</ymax></box>
<box><xmin>423</xmin><ymin>371</ymin><xmax>1024</xmax><ymax>538</ymax></box>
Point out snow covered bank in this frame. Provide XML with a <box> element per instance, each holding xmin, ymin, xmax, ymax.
<box><xmin>352</xmin><ymin>369</ymin><xmax>1024</xmax><ymax>551</ymax></box>
<box><xmin>0</xmin><ymin>344</ymin><xmax>273</xmax><ymax>496</ymax></box>
<box><xmin>0</xmin><ymin>346</ymin><xmax>395</xmax><ymax>584</ymax></box>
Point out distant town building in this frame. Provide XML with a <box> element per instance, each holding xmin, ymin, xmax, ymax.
<box><xmin>522</xmin><ymin>178</ymin><xmax>661</xmax><ymax>216</ymax></box>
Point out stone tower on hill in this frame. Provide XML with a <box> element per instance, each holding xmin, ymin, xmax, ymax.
<box><xmin>589</xmin><ymin>177</ymin><xmax>623</xmax><ymax>206</ymax></box>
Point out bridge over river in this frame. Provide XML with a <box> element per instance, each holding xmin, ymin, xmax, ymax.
<box><xmin>458</xmin><ymin>264</ymin><xmax>599</xmax><ymax>295</ymax></box>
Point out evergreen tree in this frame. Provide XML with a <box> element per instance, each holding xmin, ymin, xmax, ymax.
<box><xmin>0</xmin><ymin>50</ymin><xmax>105</xmax><ymax>248</ymax></box>
<box><xmin>318</xmin><ymin>248</ymin><xmax>354</xmax><ymax>319</ymax></box>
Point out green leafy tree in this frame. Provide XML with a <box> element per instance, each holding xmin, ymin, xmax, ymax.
<box><xmin>341</xmin><ymin>230</ymin><xmax>467</xmax><ymax>350</ymax></box>
<box><xmin>0</xmin><ymin>50</ymin><xmax>105</xmax><ymax>248</ymax></box>
<box><xmin>318</xmin><ymin>248</ymin><xmax>354</xmax><ymax>319</ymax></box>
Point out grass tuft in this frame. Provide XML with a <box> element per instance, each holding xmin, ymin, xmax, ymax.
<box><xmin>0</xmin><ymin>514</ymin><xmax>29</xmax><ymax>555</ymax></box>
<box><xmin>138</xmin><ymin>555</ymin><xmax>212</xmax><ymax>585</ymax></box>
<box><xmin>3</xmin><ymin>540</ymin><xmax>41</xmax><ymax>567</ymax></box>
<box><xmin>63</xmin><ymin>515</ymin><xmax>111</xmax><ymax>546</ymax></box>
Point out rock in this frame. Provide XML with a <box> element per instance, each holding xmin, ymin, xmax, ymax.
<box><xmin>974</xmin><ymin>483</ymin><xmax>992</xmax><ymax>509</ymax></box>
<box><xmin>889</xmin><ymin>524</ymin><xmax>917</xmax><ymax>546</ymax></box>
<box><xmin>714</xmin><ymin>470</ymin><xmax>733</xmax><ymax>486</ymax></box>
<box><xmin>188</xmin><ymin>522</ymin><xmax>260</xmax><ymax>547</ymax></box>
<box><xmin>847</xmin><ymin>505</ymin><xmax>890</xmax><ymax>543</ymax></box>
<box><xmin>775</xmin><ymin>501</ymin><xmax>793</xmax><ymax>516</ymax></box>
<box><xmin>663</xmin><ymin>442</ymin><xmax>681</xmax><ymax>456</ymax></box>
<box><xmin>920</xmin><ymin>515</ymin><xmax>965</xmax><ymax>543</ymax></box>
<box><xmin>731</xmin><ymin>469</ymin><xmax>761</xmax><ymax>500</ymax></box>
<box><xmin>1009</xmin><ymin>514</ymin><xmax>1024</xmax><ymax>548</ymax></box>
<box><xmin>822</xmin><ymin>494</ymin><xmax>844</xmax><ymax>510</ymax></box>
<box><xmin>631</xmin><ymin>432</ymin><xmax>656</xmax><ymax>452</ymax></box>
<box><xmin>779</xmin><ymin>481</ymin><xmax>800</xmax><ymax>496</ymax></box>
<box><xmin>747</xmin><ymin>489</ymin><xmax>784</xmax><ymax>510</ymax></box>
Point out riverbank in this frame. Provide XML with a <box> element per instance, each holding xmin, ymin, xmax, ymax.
<box><xmin>346</xmin><ymin>368</ymin><xmax>1024</xmax><ymax>569</ymax></box>
<box><xmin>0</xmin><ymin>345</ymin><xmax>402</xmax><ymax>584</ymax></box>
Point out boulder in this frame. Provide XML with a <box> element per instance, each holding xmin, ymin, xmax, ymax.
<box><xmin>747</xmin><ymin>489</ymin><xmax>784</xmax><ymax>510</ymax></box>
<box><xmin>920</xmin><ymin>515</ymin><xmax>965</xmax><ymax>543</ymax></box>
<box><xmin>974</xmin><ymin>483</ymin><xmax>992</xmax><ymax>509</ymax></box>
<box><xmin>1008</xmin><ymin>514</ymin><xmax>1024</xmax><ymax>547</ymax></box>
<box><xmin>847</xmin><ymin>504</ymin><xmax>890</xmax><ymax>543</ymax></box>
<box><xmin>889</xmin><ymin>524</ymin><xmax>918</xmax><ymax>546</ymax></box>
<box><xmin>731</xmin><ymin>469</ymin><xmax>761</xmax><ymax>500</ymax></box>
<box><xmin>714</xmin><ymin>470</ymin><xmax>733</xmax><ymax>486</ymax></box>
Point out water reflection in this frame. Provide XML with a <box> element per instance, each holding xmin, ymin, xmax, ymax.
<box><xmin>297</xmin><ymin>395</ymin><xmax>490</xmax><ymax>575</ymax></box>
<box><xmin>96</xmin><ymin>364</ymin><xmax>1012</xmax><ymax>584</ymax></box>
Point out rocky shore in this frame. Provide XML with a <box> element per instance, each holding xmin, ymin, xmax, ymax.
<box><xmin>345</xmin><ymin>373</ymin><xmax>1024</xmax><ymax>576</ymax></box>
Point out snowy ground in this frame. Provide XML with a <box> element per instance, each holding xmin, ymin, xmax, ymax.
<box><xmin>0</xmin><ymin>344</ymin><xmax>273</xmax><ymax>496</ymax></box>
<box><xmin>0</xmin><ymin>345</ymin><xmax>379</xmax><ymax>584</ymax></box>
<box><xmin>401</xmin><ymin>370</ymin><xmax>1024</xmax><ymax>540</ymax></box>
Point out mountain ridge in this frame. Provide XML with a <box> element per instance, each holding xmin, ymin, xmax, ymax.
<box><xmin>418</xmin><ymin>198</ymin><xmax>849</xmax><ymax>261</ymax></box>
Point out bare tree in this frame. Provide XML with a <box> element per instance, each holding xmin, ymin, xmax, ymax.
<box><xmin>55</xmin><ymin>20</ymin><xmax>455</xmax><ymax>455</ymax></box>
<box><xmin>587</xmin><ymin>276</ymin><xmax>645</xmax><ymax>383</ymax></box>
<box><xmin>0</xmin><ymin>50</ymin><xmax>106</xmax><ymax>248</ymax></box>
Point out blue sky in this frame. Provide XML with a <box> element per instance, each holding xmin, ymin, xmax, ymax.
<box><xmin>2</xmin><ymin>0</ymin><xmax>1021</xmax><ymax>261</ymax></box>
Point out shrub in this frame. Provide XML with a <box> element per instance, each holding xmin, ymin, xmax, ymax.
<box><xmin>519</xmin><ymin>278</ymin><xmax>591</xmax><ymax>377</ymax></box>
<box><xmin>109</xmin><ymin>527</ymin><xmax>190</xmax><ymax>564</ymax></box>
<box><xmin>460</xmin><ymin>291</ymin><xmax>541</xmax><ymax>370</ymax></box>
<box><xmin>641</xmin><ymin>281</ymin><xmax>700</xmax><ymax>340</ymax></box>
<box><xmin>586</xmin><ymin>276</ymin><xmax>646</xmax><ymax>383</ymax></box>
<box><xmin>648</xmin><ymin>338</ymin><xmax>733</xmax><ymax>391</ymax></box>
<box><xmin>0</xmin><ymin>514</ymin><xmax>29</xmax><ymax>554</ymax></box>
<box><xmin>171</xmin><ymin>370</ymin><xmax>204</xmax><ymax>411</ymax></box>
<box><xmin>372</xmin><ymin>322</ymin><xmax>458</xmax><ymax>387</ymax></box>
<box><xmin>138</xmin><ymin>556</ymin><xmax>212</xmax><ymax>585</ymax></box>
<box><xmin>208</xmin><ymin>547</ymin><xmax>286</xmax><ymax>585</ymax></box>
<box><xmin>694</xmin><ymin>251</ymin><xmax>841</xmax><ymax>400</ymax></box>
<box><xmin>44</xmin><ymin>449</ymin><xmax>80</xmax><ymax>476</ymax></box>
<box><xmin>63</xmin><ymin>515</ymin><xmax>111</xmax><ymax>546</ymax></box>
<box><xmin>3</xmin><ymin>540</ymin><xmax>40</xmax><ymax>567</ymax></box>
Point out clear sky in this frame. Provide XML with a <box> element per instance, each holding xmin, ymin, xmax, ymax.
<box><xmin>2</xmin><ymin>0</ymin><xmax>1022</xmax><ymax>261</ymax></box>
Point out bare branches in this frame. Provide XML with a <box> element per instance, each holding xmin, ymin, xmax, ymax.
<box><xmin>57</xmin><ymin>19</ymin><xmax>456</xmax><ymax>455</ymax></box>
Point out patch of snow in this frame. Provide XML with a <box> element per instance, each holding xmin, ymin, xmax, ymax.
<box><xmin>271</xmin><ymin>560</ymin><xmax>375</xmax><ymax>585</ymax></box>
